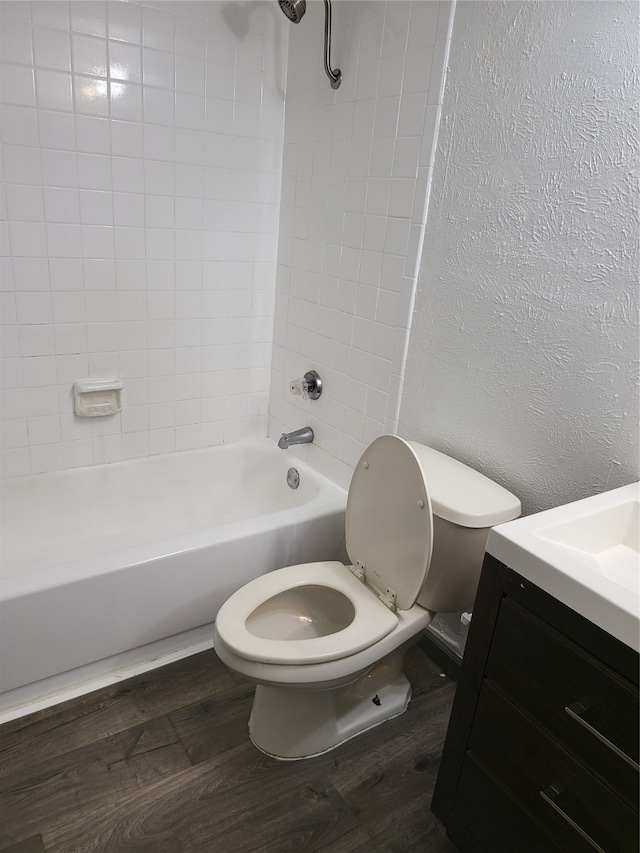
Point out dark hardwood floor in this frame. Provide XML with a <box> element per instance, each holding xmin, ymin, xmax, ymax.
<box><xmin>0</xmin><ymin>645</ymin><xmax>458</xmax><ymax>852</ymax></box>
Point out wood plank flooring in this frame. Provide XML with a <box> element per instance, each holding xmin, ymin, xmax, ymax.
<box><xmin>0</xmin><ymin>645</ymin><xmax>458</xmax><ymax>853</ymax></box>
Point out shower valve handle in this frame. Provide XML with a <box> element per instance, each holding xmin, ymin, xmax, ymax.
<box><xmin>289</xmin><ymin>370</ymin><xmax>323</xmax><ymax>401</ymax></box>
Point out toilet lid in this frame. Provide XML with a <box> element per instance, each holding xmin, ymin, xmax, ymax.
<box><xmin>346</xmin><ymin>435</ymin><xmax>434</xmax><ymax>611</ymax></box>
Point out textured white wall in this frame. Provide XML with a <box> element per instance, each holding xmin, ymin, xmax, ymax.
<box><xmin>399</xmin><ymin>0</ymin><xmax>639</xmax><ymax>514</ymax></box>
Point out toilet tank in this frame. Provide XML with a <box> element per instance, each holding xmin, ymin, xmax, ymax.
<box><xmin>408</xmin><ymin>443</ymin><xmax>521</xmax><ymax>613</ymax></box>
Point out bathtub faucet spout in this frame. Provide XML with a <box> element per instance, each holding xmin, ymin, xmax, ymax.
<box><xmin>278</xmin><ymin>427</ymin><xmax>314</xmax><ymax>449</ymax></box>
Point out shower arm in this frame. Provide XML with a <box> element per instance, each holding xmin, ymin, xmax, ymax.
<box><xmin>323</xmin><ymin>0</ymin><xmax>341</xmax><ymax>89</ymax></box>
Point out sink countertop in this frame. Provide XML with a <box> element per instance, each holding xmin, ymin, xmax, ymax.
<box><xmin>486</xmin><ymin>482</ymin><xmax>640</xmax><ymax>652</ymax></box>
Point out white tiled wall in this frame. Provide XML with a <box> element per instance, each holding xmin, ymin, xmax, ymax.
<box><xmin>268</xmin><ymin>0</ymin><xmax>453</xmax><ymax>487</ymax></box>
<box><xmin>1</xmin><ymin>0</ymin><xmax>287</xmax><ymax>476</ymax></box>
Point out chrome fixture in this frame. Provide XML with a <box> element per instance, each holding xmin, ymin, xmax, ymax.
<box><xmin>278</xmin><ymin>427</ymin><xmax>314</xmax><ymax>449</ymax></box>
<box><xmin>278</xmin><ymin>0</ymin><xmax>306</xmax><ymax>23</ymax></box>
<box><xmin>278</xmin><ymin>0</ymin><xmax>341</xmax><ymax>90</ymax></box>
<box><xmin>286</xmin><ymin>467</ymin><xmax>301</xmax><ymax>489</ymax></box>
<box><xmin>289</xmin><ymin>369</ymin><xmax>323</xmax><ymax>401</ymax></box>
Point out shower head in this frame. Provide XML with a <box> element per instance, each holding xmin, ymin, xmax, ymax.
<box><xmin>278</xmin><ymin>0</ymin><xmax>306</xmax><ymax>24</ymax></box>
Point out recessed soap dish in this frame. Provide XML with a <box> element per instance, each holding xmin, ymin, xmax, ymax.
<box><xmin>73</xmin><ymin>379</ymin><xmax>123</xmax><ymax>417</ymax></box>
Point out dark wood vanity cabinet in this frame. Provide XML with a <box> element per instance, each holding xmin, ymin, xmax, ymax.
<box><xmin>432</xmin><ymin>554</ymin><xmax>639</xmax><ymax>853</ymax></box>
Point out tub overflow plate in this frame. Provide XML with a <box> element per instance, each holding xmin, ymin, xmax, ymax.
<box><xmin>287</xmin><ymin>467</ymin><xmax>300</xmax><ymax>489</ymax></box>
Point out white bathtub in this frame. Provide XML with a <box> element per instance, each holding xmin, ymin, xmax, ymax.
<box><xmin>0</xmin><ymin>439</ymin><xmax>346</xmax><ymax>720</ymax></box>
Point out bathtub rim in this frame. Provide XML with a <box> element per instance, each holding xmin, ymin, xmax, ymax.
<box><xmin>1</xmin><ymin>438</ymin><xmax>347</xmax><ymax>599</ymax></box>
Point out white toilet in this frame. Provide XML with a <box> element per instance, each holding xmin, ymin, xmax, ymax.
<box><xmin>214</xmin><ymin>435</ymin><xmax>520</xmax><ymax>760</ymax></box>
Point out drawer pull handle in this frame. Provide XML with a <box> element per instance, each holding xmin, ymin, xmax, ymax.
<box><xmin>540</xmin><ymin>785</ymin><xmax>606</xmax><ymax>853</ymax></box>
<box><xmin>565</xmin><ymin>703</ymin><xmax>640</xmax><ymax>772</ymax></box>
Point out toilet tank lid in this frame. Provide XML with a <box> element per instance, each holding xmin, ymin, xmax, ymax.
<box><xmin>407</xmin><ymin>442</ymin><xmax>521</xmax><ymax>528</ymax></box>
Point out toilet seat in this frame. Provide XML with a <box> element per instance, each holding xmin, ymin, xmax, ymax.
<box><xmin>214</xmin><ymin>561</ymin><xmax>398</xmax><ymax>665</ymax></box>
<box><xmin>216</xmin><ymin>436</ymin><xmax>437</xmax><ymax>668</ymax></box>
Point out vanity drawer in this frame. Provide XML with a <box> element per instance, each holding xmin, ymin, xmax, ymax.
<box><xmin>486</xmin><ymin>598</ymin><xmax>639</xmax><ymax>808</ymax></box>
<box><xmin>452</xmin><ymin>755</ymin><xmax>565</xmax><ymax>853</ymax></box>
<box><xmin>469</xmin><ymin>681</ymin><xmax>638</xmax><ymax>853</ymax></box>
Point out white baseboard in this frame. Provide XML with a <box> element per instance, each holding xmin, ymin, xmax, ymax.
<box><xmin>0</xmin><ymin>623</ymin><xmax>215</xmax><ymax>724</ymax></box>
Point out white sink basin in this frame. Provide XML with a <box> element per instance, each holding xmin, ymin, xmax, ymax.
<box><xmin>487</xmin><ymin>482</ymin><xmax>640</xmax><ymax>651</ymax></box>
<box><xmin>535</xmin><ymin>499</ymin><xmax>639</xmax><ymax>594</ymax></box>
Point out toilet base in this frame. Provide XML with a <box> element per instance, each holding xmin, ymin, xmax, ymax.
<box><xmin>248</xmin><ymin>649</ymin><xmax>412</xmax><ymax>760</ymax></box>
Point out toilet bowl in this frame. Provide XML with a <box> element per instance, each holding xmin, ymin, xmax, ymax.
<box><xmin>214</xmin><ymin>435</ymin><xmax>521</xmax><ymax>760</ymax></box>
